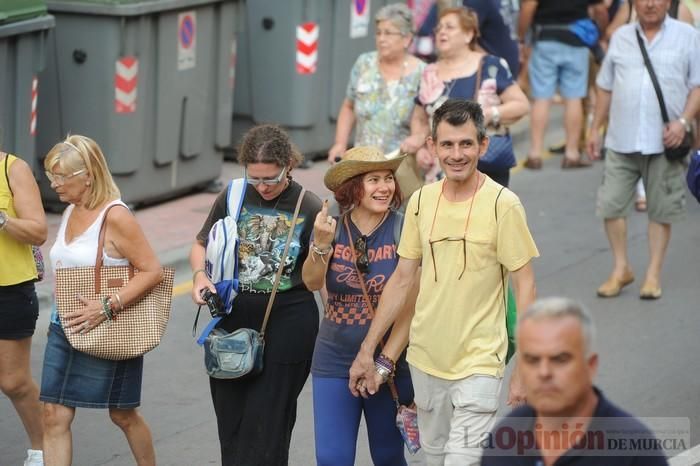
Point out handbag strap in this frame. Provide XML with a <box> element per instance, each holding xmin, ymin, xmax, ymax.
<box><xmin>95</xmin><ymin>203</ymin><xmax>135</xmax><ymax>295</ymax></box>
<box><xmin>259</xmin><ymin>187</ymin><xmax>306</xmax><ymax>337</ymax></box>
<box><xmin>344</xmin><ymin>215</ymin><xmax>401</xmax><ymax>405</ymax></box>
<box><xmin>635</xmin><ymin>29</ymin><xmax>671</xmax><ymax>124</ymax></box>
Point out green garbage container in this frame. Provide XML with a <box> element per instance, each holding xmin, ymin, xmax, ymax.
<box><xmin>0</xmin><ymin>0</ymin><xmax>47</xmax><ymax>24</ymax></box>
<box><xmin>0</xmin><ymin>5</ymin><xmax>53</xmax><ymax>176</ymax></box>
<box><xmin>231</xmin><ymin>0</ymin><xmax>394</xmax><ymax>158</ymax></box>
<box><xmin>37</xmin><ymin>0</ymin><xmax>238</xmax><ymax>207</ymax></box>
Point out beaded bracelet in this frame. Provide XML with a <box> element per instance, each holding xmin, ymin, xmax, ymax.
<box><xmin>100</xmin><ymin>297</ymin><xmax>114</xmax><ymax>323</ymax></box>
<box><xmin>374</xmin><ymin>353</ymin><xmax>396</xmax><ymax>381</ymax></box>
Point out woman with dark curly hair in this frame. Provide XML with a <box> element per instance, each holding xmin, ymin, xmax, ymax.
<box><xmin>190</xmin><ymin>124</ymin><xmax>323</xmax><ymax>465</ymax></box>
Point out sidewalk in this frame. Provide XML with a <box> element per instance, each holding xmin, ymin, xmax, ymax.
<box><xmin>35</xmin><ymin>105</ymin><xmax>563</xmax><ymax>309</ymax></box>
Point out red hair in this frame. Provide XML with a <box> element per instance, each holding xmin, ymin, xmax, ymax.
<box><xmin>334</xmin><ymin>173</ymin><xmax>403</xmax><ymax>213</ymax></box>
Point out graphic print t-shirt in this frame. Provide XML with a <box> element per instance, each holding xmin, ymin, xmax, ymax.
<box><xmin>197</xmin><ymin>180</ymin><xmax>321</xmax><ymax>294</ymax></box>
<box><xmin>311</xmin><ymin>211</ymin><xmax>409</xmax><ymax>378</ymax></box>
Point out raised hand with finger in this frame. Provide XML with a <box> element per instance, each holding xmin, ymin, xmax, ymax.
<box><xmin>312</xmin><ymin>199</ymin><xmax>336</xmax><ymax>253</ymax></box>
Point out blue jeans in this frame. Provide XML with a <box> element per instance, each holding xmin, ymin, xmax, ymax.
<box><xmin>312</xmin><ymin>375</ymin><xmax>413</xmax><ymax>466</ymax></box>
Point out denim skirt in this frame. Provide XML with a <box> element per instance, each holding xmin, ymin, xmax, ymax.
<box><xmin>40</xmin><ymin>322</ymin><xmax>143</xmax><ymax>409</ymax></box>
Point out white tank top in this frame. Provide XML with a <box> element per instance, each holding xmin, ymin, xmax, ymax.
<box><xmin>50</xmin><ymin>200</ymin><xmax>130</xmax><ymax>323</ymax></box>
<box><xmin>50</xmin><ymin>199</ymin><xmax>130</xmax><ymax>270</ymax></box>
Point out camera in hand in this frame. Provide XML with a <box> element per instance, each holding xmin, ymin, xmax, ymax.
<box><xmin>201</xmin><ymin>289</ymin><xmax>225</xmax><ymax>317</ymax></box>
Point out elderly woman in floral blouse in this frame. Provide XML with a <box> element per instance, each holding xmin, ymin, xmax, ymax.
<box><xmin>328</xmin><ymin>3</ymin><xmax>426</xmax><ymax>197</ymax></box>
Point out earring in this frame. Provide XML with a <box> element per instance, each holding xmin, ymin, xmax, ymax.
<box><xmin>86</xmin><ymin>181</ymin><xmax>91</xmax><ymax>186</ymax></box>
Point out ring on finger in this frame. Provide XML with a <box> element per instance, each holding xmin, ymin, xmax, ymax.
<box><xmin>326</xmin><ymin>217</ymin><xmax>333</xmax><ymax>225</ymax></box>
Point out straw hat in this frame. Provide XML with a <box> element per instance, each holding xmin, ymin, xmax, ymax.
<box><xmin>324</xmin><ymin>146</ymin><xmax>406</xmax><ymax>192</ymax></box>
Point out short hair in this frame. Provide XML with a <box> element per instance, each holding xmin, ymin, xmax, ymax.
<box><xmin>375</xmin><ymin>3</ymin><xmax>414</xmax><ymax>36</ymax></box>
<box><xmin>44</xmin><ymin>134</ymin><xmax>120</xmax><ymax>210</ymax></box>
<box><xmin>334</xmin><ymin>172</ymin><xmax>403</xmax><ymax>213</ymax></box>
<box><xmin>237</xmin><ymin>124</ymin><xmax>304</xmax><ymax>168</ymax></box>
<box><xmin>520</xmin><ymin>297</ymin><xmax>596</xmax><ymax>355</ymax></box>
<box><xmin>431</xmin><ymin>99</ymin><xmax>487</xmax><ymax>143</ymax></box>
<box><xmin>438</xmin><ymin>7</ymin><xmax>480</xmax><ymax>50</ymax></box>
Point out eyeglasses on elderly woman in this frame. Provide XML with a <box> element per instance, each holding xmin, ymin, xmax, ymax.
<box><xmin>45</xmin><ymin>169</ymin><xmax>86</xmax><ymax>185</ymax></box>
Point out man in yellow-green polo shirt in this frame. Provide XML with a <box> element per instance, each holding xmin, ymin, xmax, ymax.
<box><xmin>349</xmin><ymin>99</ymin><xmax>539</xmax><ymax>465</ymax></box>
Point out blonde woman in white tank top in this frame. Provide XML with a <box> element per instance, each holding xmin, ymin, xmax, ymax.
<box><xmin>39</xmin><ymin>135</ymin><xmax>163</xmax><ymax>466</ymax></box>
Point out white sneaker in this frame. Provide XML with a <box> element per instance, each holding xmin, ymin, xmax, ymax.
<box><xmin>23</xmin><ymin>449</ymin><xmax>43</xmax><ymax>466</ymax></box>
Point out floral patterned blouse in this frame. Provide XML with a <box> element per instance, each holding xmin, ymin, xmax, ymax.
<box><xmin>346</xmin><ymin>51</ymin><xmax>426</xmax><ymax>153</ymax></box>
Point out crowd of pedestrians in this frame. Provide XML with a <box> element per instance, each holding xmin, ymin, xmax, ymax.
<box><xmin>1</xmin><ymin>1</ymin><xmax>698</xmax><ymax>465</ymax></box>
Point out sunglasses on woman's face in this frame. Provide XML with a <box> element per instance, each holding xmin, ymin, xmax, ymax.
<box><xmin>354</xmin><ymin>235</ymin><xmax>370</xmax><ymax>274</ymax></box>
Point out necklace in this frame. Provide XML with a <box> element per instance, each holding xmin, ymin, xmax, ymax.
<box><xmin>350</xmin><ymin>208</ymin><xmax>388</xmax><ymax>237</ymax></box>
<box><xmin>429</xmin><ymin>172</ymin><xmax>481</xmax><ymax>242</ymax></box>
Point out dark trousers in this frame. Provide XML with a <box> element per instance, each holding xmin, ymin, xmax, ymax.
<box><xmin>210</xmin><ymin>358</ymin><xmax>312</xmax><ymax>466</ymax></box>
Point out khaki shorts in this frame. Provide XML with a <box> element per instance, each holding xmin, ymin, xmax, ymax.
<box><xmin>597</xmin><ymin>149</ymin><xmax>686</xmax><ymax>224</ymax></box>
<box><xmin>410</xmin><ymin>365</ymin><xmax>502</xmax><ymax>466</ymax></box>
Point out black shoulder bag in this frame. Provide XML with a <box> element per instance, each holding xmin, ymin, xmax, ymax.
<box><xmin>635</xmin><ymin>29</ymin><xmax>693</xmax><ymax>162</ymax></box>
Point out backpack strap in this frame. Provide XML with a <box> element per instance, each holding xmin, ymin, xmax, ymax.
<box><xmin>194</xmin><ymin>179</ymin><xmax>246</xmax><ymax>344</ymax></box>
<box><xmin>392</xmin><ymin>209</ymin><xmax>404</xmax><ymax>246</ymax></box>
<box><xmin>226</xmin><ymin>178</ymin><xmax>246</xmax><ymax>220</ymax></box>
<box><xmin>495</xmin><ymin>187</ymin><xmax>507</xmax><ymax>312</ymax></box>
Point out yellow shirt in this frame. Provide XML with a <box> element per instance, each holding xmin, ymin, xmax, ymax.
<box><xmin>398</xmin><ymin>176</ymin><xmax>539</xmax><ymax>380</ymax></box>
<box><xmin>0</xmin><ymin>155</ymin><xmax>37</xmax><ymax>285</ymax></box>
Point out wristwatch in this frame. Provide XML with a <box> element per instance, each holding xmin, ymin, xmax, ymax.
<box><xmin>679</xmin><ymin>117</ymin><xmax>692</xmax><ymax>134</ymax></box>
<box><xmin>0</xmin><ymin>211</ymin><xmax>8</xmax><ymax>231</ymax></box>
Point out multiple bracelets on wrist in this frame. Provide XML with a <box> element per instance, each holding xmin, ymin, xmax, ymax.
<box><xmin>100</xmin><ymin>293</ymin><xmax>123</xmax><ymax>323</ymax></box>
<box><xmin>374</xmin><ymin>353</ymin><xmax>396</xmax><ymax>382</ymax></box>
<box><xmin>310</xmin><ymin>243</ymin><xmax>332</xmax><ymax>265</ymax></box>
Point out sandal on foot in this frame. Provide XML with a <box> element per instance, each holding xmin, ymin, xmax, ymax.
<box><xmin>523</xmin><ymin>157</ymin><xmax>543</xmax><ymax>169</ymax></box>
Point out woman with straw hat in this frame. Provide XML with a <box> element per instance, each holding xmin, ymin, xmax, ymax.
<box><xmin>302</xmin><ymin>146</ymin><xmax>418</xmax><ymax>465</ymax></box>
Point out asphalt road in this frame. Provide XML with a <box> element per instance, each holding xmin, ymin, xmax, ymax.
<box><xmin>2</xmin><ymin>117</ymin><xmax>700</xmax><ymax>465</ymax></box>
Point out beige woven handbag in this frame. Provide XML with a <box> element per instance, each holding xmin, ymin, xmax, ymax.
<box><xmin>56</xmin><ymin>205</ymin><xmax>174</xmax><ymax>360</ymax></box>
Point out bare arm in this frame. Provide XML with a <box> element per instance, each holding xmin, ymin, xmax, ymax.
<box><xmin>328</xmin><ymin>99</ymin><xmax>356</xmax><ymax>163</ymax></box>
<box><xmin>4</xmin><ymin>157</ymin><xmax>47</xmax><ymax>245</ymax></box>
<box><xmin>664</xmin><ymin>86</ymin><xmax>700</xmax><ymax>147</ymax></box>
<box><xmin>678</xmin><ymin>3</ymin><xmax>695</xmax><ymax>25</ymax></box>
<box><xmin>348</xmin><ymin>257</ymin><xmax>420</xmax><ymax>396</ymax></box>
<box><xmin>587</xmin><ymin>87</ymin><xmax>612</xmax><ymax>159</ymax></box>
<box><xmin>518</xmin><ymin>0</ymin><xmax>538</xmax><ymax>41</ymax></box>
<box><xmin>511</xmin><ymin>262</ymin><xmax>536</xmax><ymax>321</ymax></box>
<box><xmin>401</xmin><ymin>106</ymin><xmax>430</xmax><ymax>154</ymax></box>
<box><xmin>66</xmin><ymin>206</ymin><xmax>163</xmax><ymax>332</ymax></box>
<box><xmin>104</xmin><ymin>207</ymin><xmax>164</xmax><ymax>304</ymax></box>
<box><xmin>605</xmin><ymin>1</ymin><xmax>629</xmax><ymax>43</ymax></box>
<box><xmin>190</xmin><ymin>240</ymin><xmax>214</xmax><ymax>305</ymax></box>
<box><xmin>590</xmin><ymin>3</ymin><xmax>609</xmax><ymax>33</ymax></box>
<box><xmin>506</xmin><ymin>261</ymin><xmax>537</xmax><ymax>406</ymax></box>
<box><xmin>485</xmin><ymin>83</ymin><xmax>530</xmax><ymax>126</ymax></box>
<box><xmin>302</xmin><ymin>200</ymin><xmax>336</xmax><ymax>291</ymax></box>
